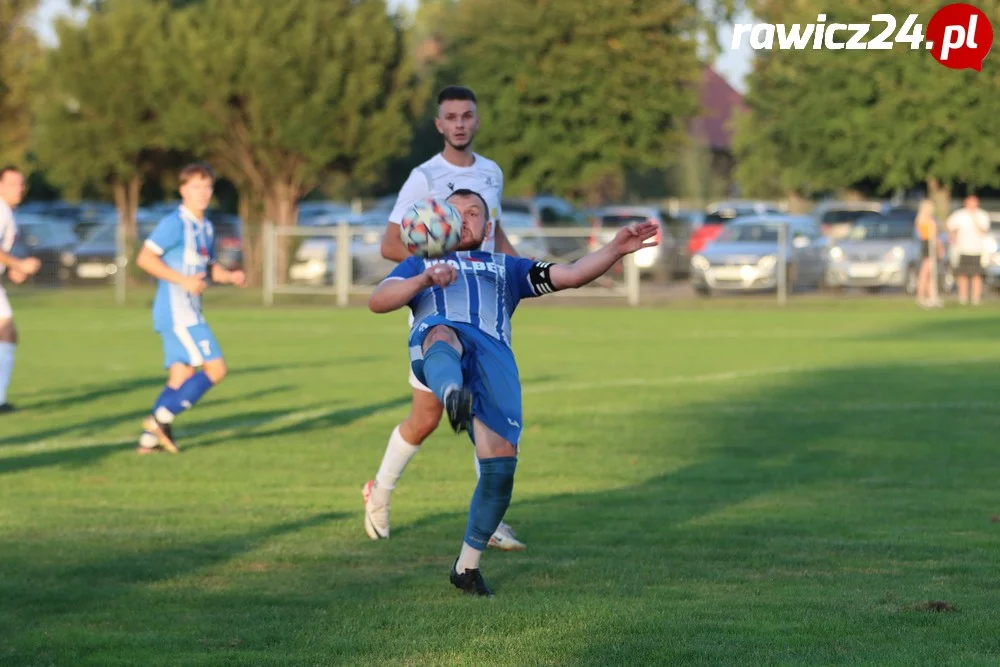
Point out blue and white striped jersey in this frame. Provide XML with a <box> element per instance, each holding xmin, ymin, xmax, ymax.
<box><xmin>144</xmin><ymin>206</ymin><xmax>216</xmax><ymax>332</ymax></box>
<box><xmin>383</xmin><ymin>251</ymin><xmax>548</xmax><ymax>347</ymax></box>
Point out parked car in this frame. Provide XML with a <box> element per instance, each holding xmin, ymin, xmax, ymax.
<box><xmin>589</xmin><ymin>206</ymin><xmax>679</xmax><ymax>281</ymax></box>
<box><xmin>826</xmin><ymin>209</ymin><xmax>952</xmax><ymax>293</ymax></box>
<box><xmin>687</xmin><ymin>201</ymin><xmax>782</xmax><ymax>256</ymax></box>
<box><xmin>18</xmin><ymin>200</ymin><xmax>116</xmax><ymax>238</ymax></box>
<box><xmin>498</xmin><ymin>210</ymin><xmax>548</xmax><ymax>259</ymax></box>
<box><xmin>65</xmin><ymin>219</ymin><xmax>159</xmax><ymax>282</ymax></box>
<box><xmin>812</xmin><ymin>201</ymin><xmax>885</xmax><ymax>241</ymax></box>
<box><xmin>982</xmin><ymin>215</ymin><xmax>1000</xmax><ymax>289</ymax></box>
<box><xmin>690</xmin><ymin>215</ymin><xmax>827</xmax><ymax>295</ymax></box>
<box><xmin>210</xmin><ymin>212</ymin><xmax>243</xmax><ymax>270</ymax></box>
<box><xmin>287</xmin><ymin>212</ymin><xmax>393</xmax><ymax>286</ymax></box>
<box><xmin>9</xmin><ymin>214</ymin><xmax>81</xmax><ymax>284</ymax></box>
<box><xmin>501</xmin><ymin>196</ymin><xmax>588</xmax><ymax>260</ymax></box>
<box><xmin>297</xmin><ymin>201</ymin><xmax>354</xmax><ymax>226</ymax></box>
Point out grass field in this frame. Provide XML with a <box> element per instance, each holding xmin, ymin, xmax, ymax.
<box><xmin>3</xmin><ymin>289</ymin><xmax>1000</xmax><ymax>665</ymax></box>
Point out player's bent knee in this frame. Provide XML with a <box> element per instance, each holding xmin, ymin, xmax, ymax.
<box><xmin>203</xmin><ymin>359</ymin><xmax>228</xmax><ymax>384</ymax></box>
<box><xmin>422</xmin><ymin>325</ymin><xmax>461</xmax><ymax>352</ymax></box>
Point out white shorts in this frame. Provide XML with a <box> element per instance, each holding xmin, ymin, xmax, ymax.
<box><xmin>0</xmin><ymin>286</ymin><xmax>10</xmax><ymax>321</ymax></box>
<box><xmin>408</xmin><ymin>366</ymin><xmax>433</xmax><ymax>393</ymax></box>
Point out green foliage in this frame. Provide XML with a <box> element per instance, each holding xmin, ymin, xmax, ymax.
<box><xmin>164</xmin><ymin>0</ymin><xmax>423</xmax><ymax>208</ymax></box>
<box><xmin>735</xmin><ymin>0</ymin><xmax>1000</xmax><ymax>197</ymax></box>
<box><xmin>0</xmin><ymin>0</ymin><xmax>40</xmax><ymax>167</ymax></box>
<box><xmin>33</xmin><ymin>0</ymin><xmax>173</xmax><ymax>204</ymax></box>
<box><xmin>435</xmin><ymin>0</ymin><xmax>702</xmax><ymax>203</ymax></box>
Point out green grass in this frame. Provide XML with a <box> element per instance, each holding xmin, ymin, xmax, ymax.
<box><xmin>3</xmin><ymin>290</ymin><xmax>1000</xmax><ymax>665</ymax></box>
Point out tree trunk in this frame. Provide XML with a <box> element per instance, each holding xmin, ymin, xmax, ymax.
<box><xmin>785</xmin><ymin>191</ymin><xmax>810</xmax><ymax>214</ymax></box>
<box><xmin>238</xmin><ymin>185</ymin><xmax>266</xmax><ymax>287</ymax></box>
<box><xmin>112</xmin><ymin>174</ymin><xmax>142</xmax><ymax>283</ymax></box>
<box><xmin>927</xmin><ymin>176</ymin><xmax>952</xmax><ymax>223</ymax></box>
<box><xmin>263</xmin><ymin>180</ymin><xmax>300</xmax><ymax>286</ymax></box>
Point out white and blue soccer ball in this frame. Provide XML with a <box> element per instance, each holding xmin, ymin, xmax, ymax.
<box><xmin>401</xmin><ymin>198</ymin><xmax>462</xmax><ymax>258</ymax></box>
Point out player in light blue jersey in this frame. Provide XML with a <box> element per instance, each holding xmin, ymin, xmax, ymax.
<box><xmin>369</xmin><ymin>189</ymin><xmax>657</xmax><ymax>596</ymax></box>
<box><xmin>134</xmin><ymin>163</ymin><xmax>246</xmax><ymax>454</ymax></box>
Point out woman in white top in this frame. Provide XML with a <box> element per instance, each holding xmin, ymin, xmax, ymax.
<box><xmin>946</xmin><ymin>195</ymin><xmax>991</xmax><ymax>306</ymax></box>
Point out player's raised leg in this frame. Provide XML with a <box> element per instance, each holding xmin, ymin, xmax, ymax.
<box><xmin>363</xmin><ymin>382</ymin><xmax>441</xmax><ymax>540</ymax></box>
<box><xmin>451</xmin><ymin>418</ymin><xmax>518</xmax><ymax>597</ymax></box>
<box><xmin>140</xmin><ymin>325</ymin><xmax>226</xmax><ymax>454</ymax></box>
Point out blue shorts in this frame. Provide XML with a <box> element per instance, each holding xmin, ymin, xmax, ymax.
<box><xmin>409</xmin><ymin>317</ymin><xmax>523</xmax><ymax>447</ymax></box>
<box><xmin>159</xmin><ymin>324</ymin><xmax>223</xmax><ymax>369</ymax></box>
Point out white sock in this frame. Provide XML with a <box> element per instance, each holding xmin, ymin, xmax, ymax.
<box><xmin>374</xmin><ymin>426</ymin><xmax>420</xmax><ymax>499</ymax></box>
<box><xmin>0</xmin><ymin>342</ymin><xmax>15</xmax><ymax>405</ymax></box>
<box><xmin>456</xmin><ymin>542</ymin><xmax>483</xmax><ymax>574</ymax></box>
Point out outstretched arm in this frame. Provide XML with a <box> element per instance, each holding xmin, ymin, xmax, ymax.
<box><xmin>547</xmin><ymin>222</ymin><xmax>658</xmax><ymax>290</ymax></box>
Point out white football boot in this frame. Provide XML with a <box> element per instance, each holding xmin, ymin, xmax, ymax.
<box><xmin>488</xmin><ymin>521</ymin><xmax>527</xmax><ymax>551</ymax></box>
<box><xmin>362</xmin><ymin>480</ymin><xmax>390</xmax><ymax>540</ymax></box>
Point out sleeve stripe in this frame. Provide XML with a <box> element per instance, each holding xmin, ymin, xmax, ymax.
<box><xmin>144</xmin><ymin>239</ymin><xmax>164</xmax><ymax>255</ymax></box>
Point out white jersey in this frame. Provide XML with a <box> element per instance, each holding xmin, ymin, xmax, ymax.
<box><xmin>946</xmin><ymin>208</ymin><xmax>990</xmax><ymax>256</ymax></box>
<box><xmin>0</xmin><ymin>199</ymin><xmax>15</xmax><ymax>276</ymax></box>
<box><xmin>389</xmin><ymin>153</ymin><xmax>504</xmax><ymax>253</ymax></box>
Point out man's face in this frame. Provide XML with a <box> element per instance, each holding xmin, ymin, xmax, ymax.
<box><xmin>448</xmin><ymin>194</ymin><xmax>491</xmax><ymax>250</ymax></box>
<box><xmin>0</xmin><ymin>171</ymin><xmax>25</xmax><ymax>208</ymax></box>
<box><xmin>435</xmin><ymin>99</ymin><xmax>479</xmax><ymax>151</ymax></box>
<box><xmin>180</xmin><ymin>175</ymin><xmax>214</xmax><ymax>214</ymax></box>
<box><xmin>966</xmin><ymin>195</ymin><xmax>979</xmax><ymax>211</ymax></box>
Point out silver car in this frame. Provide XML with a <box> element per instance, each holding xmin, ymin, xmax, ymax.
<box><xmin>288</xmin><ymin>212</ymin><xmax>394</xmax><ymax>286</ymax></box>
<box><xmin>825</xmin><ymin>211</ymin><xmax>952</xmax><ymax>293</ymax></box>
<box><xmin>690</xmin><ymin>215</ymin><xmax>828</xmax><ymax>295</ymax></box>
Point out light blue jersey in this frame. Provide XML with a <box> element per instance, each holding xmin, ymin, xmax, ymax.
<box><xmin>145</xmin><ymin>206</ymin><xmax>216</xmax><ymax>333</ymax></box>
<box><xmin>384</xmin><ymin>250</ymin><xmax>547</xmax><ymax>348</ymax></box>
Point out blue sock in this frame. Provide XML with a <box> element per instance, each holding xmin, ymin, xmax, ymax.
<box><xmin>152</xmin><ymin>386</ymin><xmax>177</xmax><ymax>414</ymax></box>
<box><xmin>463</xmin><ymin>456</ymin><xmax>517</xmax><ymax>550</ymax></box>
<box><xmin>422</xmin><ymin>341</ymin><xmax>463</xmax><ymax>404</ymax></box>
<box><xmin>155</xmin><ymin>371</ymin><xmax>215</xmax><ymax>422</ymax></box>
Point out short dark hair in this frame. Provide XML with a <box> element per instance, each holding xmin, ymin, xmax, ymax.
<box><xmin>178</xmin><ymin>162</ymin><xmax>214</xmax><ymax>186</ymax></box>
<box><xmin>437</xmin><ymin>85</ymin><xmax>477</xmax><ymax>105</ymax></box>
<box><xmin>0</xmin><ymin>165</ymin><xmax>22</xmax><ymax>181</ymax></box>
<box><xmin>448</xmin><ymin>188</ymin><xmax>490</xmax><ymax>219</ymax></box>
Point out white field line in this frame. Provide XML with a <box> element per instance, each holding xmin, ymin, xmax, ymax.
<box><xmin>3</xmin><ymin>357</ymin><xmax>994</xmax><ymax>454</ymax></box>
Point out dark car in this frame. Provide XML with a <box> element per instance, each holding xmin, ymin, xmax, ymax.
<box><xmin>19</xmin><ymin>201</ymin><xmax>118</xmax><ymax>239</ymax></box>
<box><xmin>9</xmin><ymin>215</ymin><xmax>81</xmax><ymax>284</ymax></box>
<box><xmin>210</xmin><ymin>212</ymin><xmax>243</xmax><ymax>270</ymax></box>
<box><xmin>66</xmin><ymin>220</ymin><xmax>158</xmax><ymax>282</ymax></box>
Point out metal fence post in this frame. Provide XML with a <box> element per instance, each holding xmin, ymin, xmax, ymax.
<box><xmin>263</xmin><ymin>223</ymin><xmax>275</xmax><ymax>307</ymax></box>
<box><xmin>335</xmin><ymin>219</ymin><xmax>351</xmax><ymax>307</ymax></box>
<box><xmin>624</xmin><ymin>253</ymin><xmax>640</xmax><ymax>306</ymax></box>
<box><xmin>777</xmin><ymin>223</ymin><xmax>787</xmax><ymax>306</ymax></box>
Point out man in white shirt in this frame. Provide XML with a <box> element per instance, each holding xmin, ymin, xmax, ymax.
<box><xmin>363</xmin><ymin>86</ymin><xmax>527</xmax><ymax>551</ymax></box>
<box><xmin>0</xmin><ymin>166</ymin><xmax>41</xmax><ymax>413</ymax></box>
<box><xmin>946</xmin><ymin>194</ymin><xmax>991</xmax><ymax>305</ymax></box>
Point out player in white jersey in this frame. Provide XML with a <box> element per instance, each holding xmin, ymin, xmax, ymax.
<box><xmin>0</xmin><ymin>166</ymin><xmax>41</xmax><ymax>414</ymax></box>
<box><xmin>363</xmin><ymin>86</ymin><xmax>526</xmax><ymax>550</ymax></box>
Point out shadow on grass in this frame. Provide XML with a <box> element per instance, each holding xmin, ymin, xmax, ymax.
<box><xmin>18</xmin><ymin>357</ymin><xmax>380</xmax><ymax>412</ymax></box>
<box><xmin>0</xmin><ymin>395</ymin><xmax>409</xmax><ymax>476</ymax></box>
<box><xmin>5</xmin><ymin>361</ymin><xmax>1000</xmax><ymax>663</ymax></box>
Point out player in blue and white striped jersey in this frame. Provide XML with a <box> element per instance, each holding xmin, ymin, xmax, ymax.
<box><xmin>369</xmin><ymin>189</ymin><xmax>657</xmax><ymax>596</ymax></box>
<box><xmin>134</xmin><ymin>163</ymin><xmax>247</xmax><ymax>454</ymax></box>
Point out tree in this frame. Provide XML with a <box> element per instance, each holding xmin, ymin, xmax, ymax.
<box><xmin>0</xmin><ymin>0</ymin><xmax>39</xmax><ymax>167</ymax></box>
<box><xmin>734</xmin><ymin>0</ymin><xmax>1000</xmax><ymax>215</ymax></box>
<box><xmin>164</xmin><ymin>0</ymin><xmax>424</xmax><ymax>283</ymax></box>
<box><xmin>34</xmin><ymin>0</ymin><xmax>176</xmax><ymax>253</ymax></box>
<box><xmin>431</xmin><ymin>0</ymin><xmax>702</xmax><ymax>204</ymax></box>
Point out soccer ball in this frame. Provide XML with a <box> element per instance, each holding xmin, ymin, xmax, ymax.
<box><xmin>401</xmin><ymin>198</ymin><xmax>462</xmax><ymax>258</ymax></box>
